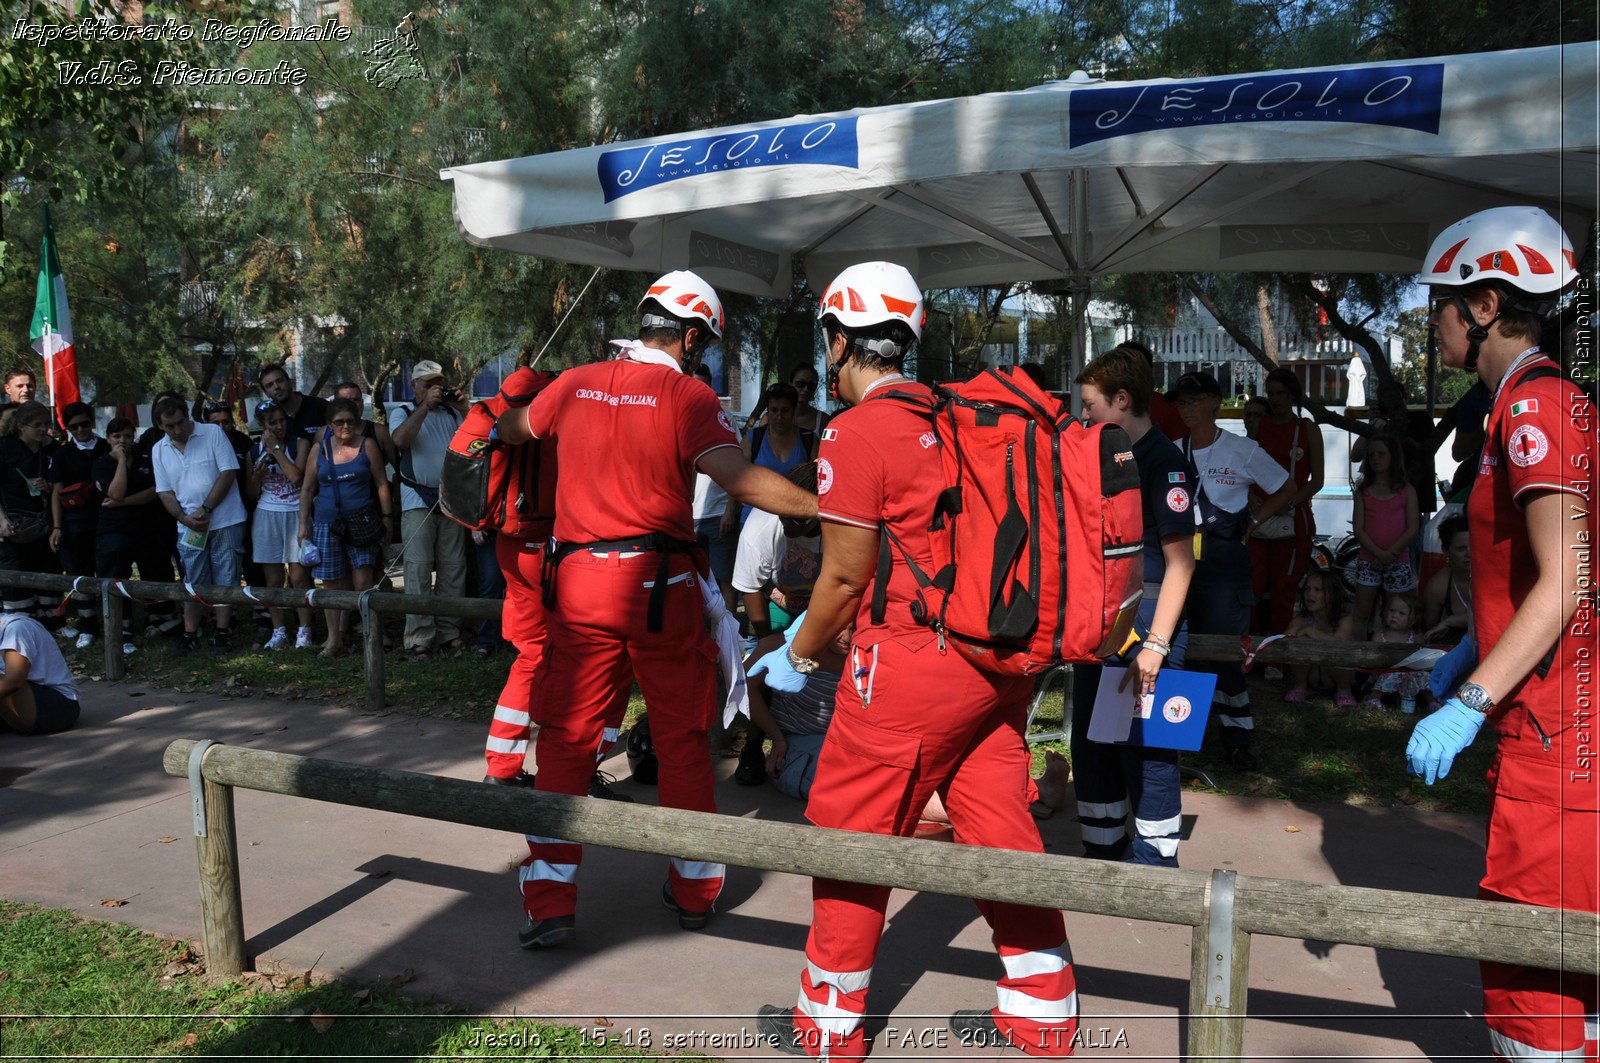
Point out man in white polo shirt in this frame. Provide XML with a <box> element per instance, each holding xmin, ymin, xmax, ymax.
<box><xmin>150</xmin><ymin>395</ymin><xmax>248</xmax><ymax>653</ymax></box>
<box><xmin>389</xmin><ymin>360</ymin><xmax>470</xmax><ymax>657</ymax></box>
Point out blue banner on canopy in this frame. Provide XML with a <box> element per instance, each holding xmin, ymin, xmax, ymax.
<box><xmin>1068</xmin><ymin>62</ymin><xmax>1445</xmax><ymax>147</ymax></box>
<box><xmin>598</xmin><ymin>117</ymin><xmax>860</xmax><ymax>203</ymax></box>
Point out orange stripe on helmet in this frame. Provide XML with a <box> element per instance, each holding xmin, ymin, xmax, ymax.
<box><xmin>1431</xmin><ymin>238</ymin><xmax>1469</xmax><ymax>275</ymax></box>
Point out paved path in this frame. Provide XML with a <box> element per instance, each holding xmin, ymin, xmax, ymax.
<box><xmin>0</xmin><ymin>680</ymin><xmax>1495</xmax><ymax>1059</ymax></box>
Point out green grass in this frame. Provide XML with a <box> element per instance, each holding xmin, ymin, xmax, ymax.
<box><xmin>1026</xmin><ymin>673</ymin><xmax>1491</xmax><ymax>816</ymax></box>
<box><xmin>0</xmin><ymin>901</ymin><xmax>677</xmax><ymax>1060</ymax></box>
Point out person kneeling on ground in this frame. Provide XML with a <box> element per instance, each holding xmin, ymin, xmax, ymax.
<box><xmin>0</xmin><ymin>613</ymin><xmax>80</xmax><ymax>735</ymax></box>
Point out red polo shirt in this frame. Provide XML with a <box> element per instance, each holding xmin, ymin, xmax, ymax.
<box><xmin>816</xmin><ymin>380</ymin><xmax>944</xmax><ymax>636</ymax></box>
<box><xmin>526</xmin><ymin>357</ymin><xmax>738</xmax><ymax>543</ymax></box>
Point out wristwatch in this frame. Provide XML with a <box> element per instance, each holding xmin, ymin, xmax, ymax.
<box><xmin>786</xmin><ymin>645</ymin><xmax>820</xmax><ymax>674</ymax></box>
<box><xmin>1457</xmin><ymin>682</ymin><xmax>1495</xmax><ymax>715</ymax></box>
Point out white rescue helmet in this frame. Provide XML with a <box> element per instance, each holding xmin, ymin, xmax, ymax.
<box><xmin>639</xmin><ymin>270</ymin><xmax>725</xmax><ymax>339</ymax></box>
<box><xmin>817</xmin><ymin>261</ymin><xmax>926</xmax><ymax>344</ymax></box>
<box><xmin>1419</xmin><ymin>206</ymin><xmax>1578</xmax><ymax>301</ymax></box>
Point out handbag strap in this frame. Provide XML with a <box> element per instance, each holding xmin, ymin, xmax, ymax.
<box><xmin>322</xmin><ymin>430</ymin><xmax>347</xmax><ymax>519</ymax></box>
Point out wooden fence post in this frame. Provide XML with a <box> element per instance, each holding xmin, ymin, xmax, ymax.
<box><xmin>100</xmin><ymin>583</ymin><xmax>125</xmax><ymax>681</ymax></box>
<box><xmin>1186</xmin><ymin>869</ymin><xmax>1250</xmax><ymax>1062</ymax></box>
<box><xmin>363</xmin><ymin>598</ymin><xmax>385</xmax><ymax>711</ymax></box>
<box><xmin>187</xmin><ymin>742</ymin><xmax>247</xmax><ymax>982</ymax></box>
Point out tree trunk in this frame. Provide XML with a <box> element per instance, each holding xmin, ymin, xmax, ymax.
<box><xmin>1256</xmin><ymin>280</ymin><xmax>1279</xmax><ymax>363</ymax></box>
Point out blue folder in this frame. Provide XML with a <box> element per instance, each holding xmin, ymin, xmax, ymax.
<box><xmin>1089</xmin><ymin>666</ymin><xmax>1218</xmax><ymax>752</ymax></box>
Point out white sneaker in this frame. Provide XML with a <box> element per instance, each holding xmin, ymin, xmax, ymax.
<box><xmin>74</xmin><ymin>632</ymin><xmax>94</xmax><ymax>650</ymax></box>
<box><xmin>60</xmin><ymin>625</ymin><xmax>78</xmax><ymax>640</ymax></box>
<box><xmin>263</xmin><ymin>627</ymin><xmax>290</xmax><ymax>651</ymax></box>
<box><xmin>122</xmin><ymin>642</ymin><xmax>138</xmax><ymax>656</ymax></box>
<box><xmin>294</xmin><ymin>627</ymin><xmax>314</xmax><ymax>650</ymax></box>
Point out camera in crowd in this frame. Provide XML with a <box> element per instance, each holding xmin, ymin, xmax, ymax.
<box><xmin>440</xmin><ymin>386</ymin><xmax>463</xmax><ymax>404</ymax></box>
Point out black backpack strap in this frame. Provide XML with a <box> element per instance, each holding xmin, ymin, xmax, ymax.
<box><xmin>750</xmin><ymin>424</ymin><xmax>766</xmax><ymax>463</ymax></box>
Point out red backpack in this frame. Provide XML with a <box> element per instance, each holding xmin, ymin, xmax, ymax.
<box><xmin>874</xmin><ymin>367</ymin><xmax>1144</xmax><ymax>675</ymax></box>
<box><xmin>440</xmin><ymin>368</ymin><xmax>558</xmax><ymax>539</ymax></box>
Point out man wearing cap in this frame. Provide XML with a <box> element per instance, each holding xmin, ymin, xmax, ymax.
<box><xmin>389</xmin><ymin>361</ymin><xmax>471</xmax><ymax>657</ymax></box>
<box><xmin>1167</xmin><ymin>371</ymin><xmax>1292</xmax><ymax>772</ymax></box>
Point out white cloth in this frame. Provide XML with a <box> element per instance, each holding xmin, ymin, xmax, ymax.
<box><xmin>693</xmin><ymin>472</ymin><xmax>728</xmax><ymax>522</ymax></box>
<box><xmin>387</xmin><ymin>403</ymin><xmax>459</xmax><ymax>511</ymax></box>
<box><xmin>609</xmin><ymin>338</ymin><xmax>682</xmax><ymax>371</ymax></box>
<box><xmin>697</xmin><ymin>567</ymin><xmax>749</xmax><ymax>727</ymax></box>
<box><xmin>1185</xmin><ymin>430</ymin><xmax>1289</xmax><ymax>512</ymax></box>
<box><xmin>732</xmin><ymin>509</ymin><xmax>821</xmax><ymax>600</ymax></box>
<box><xmin>151</xmin><ymin>422</ymin><xmax>246</xmax><ymax>530</ymax></box>
<box><xmin>0</xmin><ymin>614</ymin><xmax>77</xmax><ymax>701</ymax></box>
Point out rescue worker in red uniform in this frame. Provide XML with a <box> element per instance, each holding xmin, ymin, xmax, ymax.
<box><xmin>495</xmin><ymin>270</ymin><xmax>818</xmax><ymax>949</ymax></box>
<box><xmin>755</xmin><ymin>262</ymin><xmax>1079</xmax><ymax>1060</ymax></box>
<box><xmin>1405</xmin><ymin>206</ymin><xmax>1597</xmax><ymax>1060</ymax></box>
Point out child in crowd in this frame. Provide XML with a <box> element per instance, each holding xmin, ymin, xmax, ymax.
<box><xmin>1365</xmin><ymin>590</ymin><xmax>1428</xmax><ymax>714</ymax></box>
<box><xmin>1349</xmin><ymin>435</ymin><xmax>1419</xmax><ymax>638</ymax></box>
<box><xmin>1283</xmin><ymin>569</ymin><xmax>1356</xmax><ymax>708</ymax></box>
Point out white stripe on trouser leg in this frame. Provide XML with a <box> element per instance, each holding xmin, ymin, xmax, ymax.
<box><xmin>1076</xmin><ymin>800</ymin><xmax>1128</xmax><ymax>820</ymax></box>
<box><xmin>807</xmin><ymin>962</ymin><xmax>871</xmax><ymax>994</ymax></box>
<box><xmin>485</xmin><ymin>736</ymin><xmax>528</xmax><ymax>755</ymax></box>
<box><xmin>796</xmin><ymin>993</ymin><xmax>866</xmax><ymax>1036</ymax></box>
<box><xmin>996</xmin><ymin>986</ymin><xmax>1079</xmax><ymax>1023</ymax></box>
<box><xmin>518</xmin><ymin>861</ymin><xmax>577</xmax><ymax>886</ymax></box>
<box><xmin>1212</xmin><ymin>690</ymin><xmax>1250</xmax><ymax>708</ymax></box>
<box><xmin>1135</xmin><ymin>815</ymin><xmax>1182</xmax><ymax>858</ymax></box>
<box><xmin>1587</xmin><ymin>1013</ymin><xmax>1598</xmax><ymax>1041</ymax></box>
<box><xmin>1216</xmin><ymin>715</ymin><xmax>1255</xmax><ymax>730</ymax></box>
<box><xmin>671</xmin><ymin>858</ymin><xmax>725</xmax><ymax>882</ymax></box>
<box><xmin>602</xmin><ymin>727</ymin><xmax>620</xmax><ymax>743</ymax></box>
<box><xmin>1079</xmin><ymin>824</ymin><xmax>1126</xmax><ymax>846</ymax></box>
<box><xmin>493</xmin><ymin>705</ymin><xmax>531</xmax><ymax>727</ymax></box>
<box><xmin>1000</xmin><ymin>948</ymin><xmax>1069</xmax><ymax>981</ymax></box>
<box><xmin>1488</xmin><ymin>1028</ymin><xmax>1587</xmax><ymax>1059</ymax></box>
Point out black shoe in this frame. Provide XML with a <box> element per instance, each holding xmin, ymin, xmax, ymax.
<box><xmin>756</xmin><ymin>1004</ymin><xmax>807</xmax><ymax>1057</ymax></box>
<box><xmin>483</xmin><ymin>772</ymin><xmax>536</xmax><ymax>788</ymax></box>
<box><xmin>178</xmin><ymin>632</ymin><xmax>201</xmax><ymax>655</ymax></box>
<box><xmin>517</xmin><ymin>914</ymin><xmax>575</xmax><ymax>949</ymax></box>
<box><xmin>734</xmin><ymin>756</ymin><xmax>766</xmax><ymax>787</ymax></box>
<box><xmin>662</xmin><ymin>881</ymin><xmax>713</xmax><ymax>931</ymax></box>
<box><xmin>1229</xmin><ymin>747</ymin><xmax>1259</xmax><ymax>772</ymax></box>
<box><xmin>211</xmin><ymin>628</ymin><xmax>232</xmax><ymax>652</ymax></box>
<box><xmin>588</xmin><ymin>770</ymin><xmax>634</xmax><ymax>802</ymax></box>
<box><xmin>949</xmin><ymin>1009</ymin><xmax>1013</xmax><ymax>1051</ymax></box>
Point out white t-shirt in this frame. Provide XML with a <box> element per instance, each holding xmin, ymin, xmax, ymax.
<box><xmin>251</xmin><ymin>442</ymin><xmax>302</xmax><ymax>513</ymax></box>
<box><xmin>733</xmin><ymin>510</ymin><xmax>822</xmax><ymax>610</ymax></box>
<box><xmin>0</xmin><ymin>615</ymin><xmax>77</xmax><ymax>701</ymax></box>
<box><xmin>151</xmin><ymin>422</ymin><xmax>247</xmax><ymax>530</ymax></box>
<box><xmin>387</xmin><ymin>404</ymin><xmax>460</xmax><ymax>511</ymax></box>
<box><xmin>1185</xmin><ymin>429</ymin><xmax>1289</xmax><ymax>513</ymax></box>
<box><xmin>692</xmin><ymin>472</ymin><xmax>729</xmax><ymax>523</ymax></box>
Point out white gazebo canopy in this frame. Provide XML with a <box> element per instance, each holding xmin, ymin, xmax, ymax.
<box><xmin>444</xmin><ymin>43</ymin><xmax>1596</xmax><ymax>304</ymax></box>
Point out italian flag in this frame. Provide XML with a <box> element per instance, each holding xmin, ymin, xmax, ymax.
<box><xmin>29</xmin><ymin>205</ymin><xmax>81</xmax><ymax>417</ymax></box>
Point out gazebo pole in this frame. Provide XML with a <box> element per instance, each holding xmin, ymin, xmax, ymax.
<box><xmin>1065</xmin><ymin>169</ymin><xmax>1091</xmax><ymax>408</ymax></box>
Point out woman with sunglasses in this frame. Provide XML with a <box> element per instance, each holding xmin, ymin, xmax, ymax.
<box><xmin>297</xmin><ymin>398</ymin><xmax>393</xmax><ymax>657</ymax></box>
<box><xmin>0</xmin><ymin>403</ymin><xmax>60</xmax><ymax>620</ymax></box>
<box><xmin>48</xmin><ymin>402</ymin><xmax>108</xmax><ymax>648</ymax></box>
<box><xmin>788</xmin><ymin>364</ymin><xmax>829</xmax><ymax>436</ymax></box>
<box><xmin>247</xmin><ymin>399</ymin><xmax>314</xmax><ymax>650</ymax></box>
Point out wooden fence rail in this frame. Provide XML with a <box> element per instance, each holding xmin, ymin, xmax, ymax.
<box><xmin>162</xmin><ymin>738</ymin><xmax>1598</xmax><ymax>1062</ymax></box>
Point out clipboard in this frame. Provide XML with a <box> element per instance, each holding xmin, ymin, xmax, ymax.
<box><xmin>1087</xmin><ymin>666</ymin><xmax>1218</xmax><ymax>752</ymax></box>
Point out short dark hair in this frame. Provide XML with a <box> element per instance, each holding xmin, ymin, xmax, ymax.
<box><xmin>106</xmin><ymin>417</ymin><xmax>135</xmax><ymax>436</ymax></box>
<box><xmin>4</xmin><ymin>368</ymin><xmax>36</xmax><ymax>385</ymax></box>
<box><xmin>257</xmin><ymin>362</ymin><xmax>291</xmax><ymax>386</ymax></box>
<box><xmin>61</xmin><ymin>401</ymin><xmax>93</xmax><ymax>425</ymax></box>
<box><xmin>786</xmin><ymin>460</ymin><xmax>818</xmax><ymax>494</ymax></box>
<box><xmin>333</xmin><ymin>380</ymin><xmax>363</xmax><ymax>397</ymax></box>
<box><xmin>152</xmin><ymin>396</ymin><xmax>189</xmax><ymax>424</ymax></box>
<box><xmin>1119</xmin><ymin>340</ymin><xmax>1156</xmax><ymax>368</ymax></box>
<box><xmin>1077</xmin><ymin>346</ymin><xmax>1153</xmax><ymax>416</ymax></box>
<box><xmin>763</xmin><ymin>383</ymin><xmax>800</xmax><ymax>408</ymax></box>
<box><xmin>1439</xmin><ymin>515</ymin><xmax>1469</xmax><ymax>548</ymax></box>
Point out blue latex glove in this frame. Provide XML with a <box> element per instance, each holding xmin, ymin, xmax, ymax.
<box><xmin>748</xmin><ymin>642</ymin><xmax>808</xmax><ymax>694</ymax></box>
<box><xmin>783</xmin><ymin>611</ymin><xmax>807</xmax><ymax>643</ymax></box>
<box><xmin>1429</xmin><ymin>633</ymin><xmax>1478</xmax><ymax>701</ymax></box>
<box><xmin>1405</xmin><ymin>698</ymin><xmax>1485</xmax><ymax>785</ymax></box>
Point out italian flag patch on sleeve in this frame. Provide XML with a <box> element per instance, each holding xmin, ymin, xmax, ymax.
<box><xmin>1510</xmin><ymin>399</ymin><xmax>1539</xmax><ymax>417</ymax></box>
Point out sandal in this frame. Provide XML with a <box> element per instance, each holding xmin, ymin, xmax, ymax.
<box><xmin>1335</xmin><ymin>691</ymin><xmax>1357</xmax><ymax>709</ymax></box>
<box><xmin>1283</xmin><ymin>687</ymin><xmax>1308</xmax><ymax>703</ymax></box>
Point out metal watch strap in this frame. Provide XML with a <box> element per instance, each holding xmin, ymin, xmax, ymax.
<box><xmin>787</xmin><ymin>645</ymin><xmax>819</xmax><ymax>674</ymax></box>
<box><xmin>1458</xmin><ymin>682</ymin><xmax>1494</xmax><ymax>714</ymax></box>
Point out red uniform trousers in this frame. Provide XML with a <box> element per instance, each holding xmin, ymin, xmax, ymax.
<box><xmin>1478</xmin><ymin>734</ymin><xmax>1600</xmax><ymax>1060</ymax></box>
<box><xmin>485</xmin><ymin>537</ymin><xmax>632</xmax><ymax>784</ymax></box>
<box><xmin>790</xmin><ymin>631</ymin><xmax>1078</xmax><ymax>1061</ymax></box>
<box><xmin>1248</xmin><ymin>517</ymin><xmax>1312</xmax><ymax>636</ymax></box>
<box><xmin>520</xmin><ymin>549</ymin><xmax>722</xmax><ymax>921</ymax></box>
